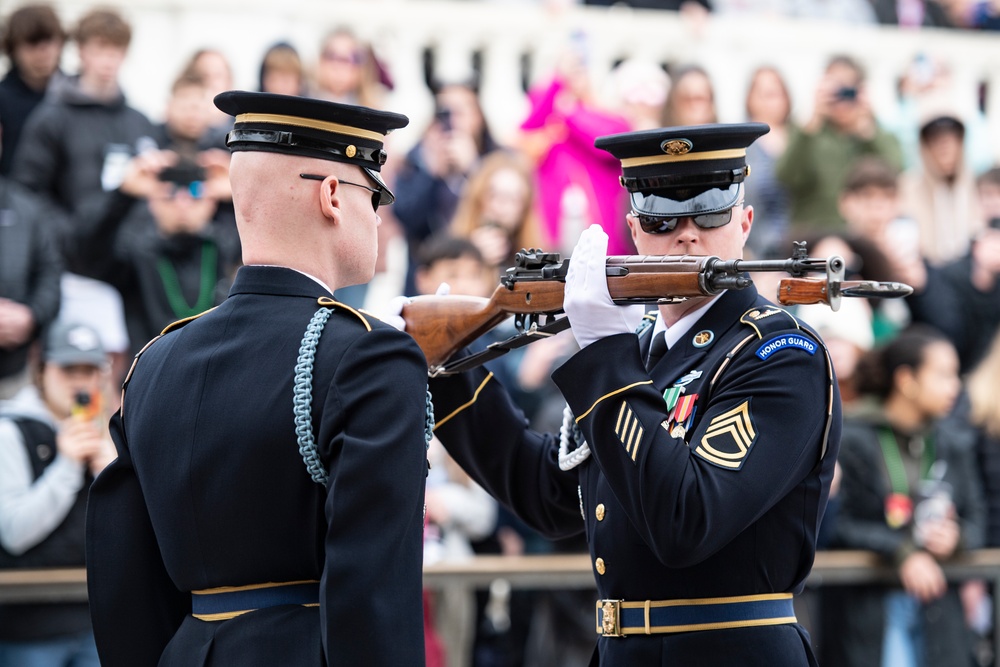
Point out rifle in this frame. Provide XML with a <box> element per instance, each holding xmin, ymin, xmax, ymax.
<box><xmin>402</xmin><ymin>242</ymin><xmax>912</xmax><ymax>375</ymax></box>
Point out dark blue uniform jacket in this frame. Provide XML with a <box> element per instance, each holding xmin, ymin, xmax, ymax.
<box><xmin>429</xmin><ymin>286</ymin><xmax>841</xmax><ymax>666</ymax></box>
<box><xmin>86</xmin><ymin>266</ymin><xmax>428</xmax><ymax>666</ymax></box>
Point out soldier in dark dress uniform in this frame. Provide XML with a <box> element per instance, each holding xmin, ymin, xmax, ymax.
<box><xmin>427</xmin><ymin>123</ymin><xmax>842</xmax><ymax>666</ymax></box>
<box><xmin>86</xmin><ymin>92</ymin><xmax>429</xmax><ymax>666</ymax></box>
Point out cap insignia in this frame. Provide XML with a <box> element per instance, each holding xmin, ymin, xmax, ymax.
<box><xmin>661</xmin><ymin>138</ymin><xmax>693</xmax><ymax>156</ymax></box>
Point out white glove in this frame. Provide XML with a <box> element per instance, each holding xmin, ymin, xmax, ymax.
<box><xmin>375</xmin><ymin>283</ymin><xmax>451</xmax><ymax>332</ymax></box>
<box><xmin>563</xmin><ymin>224</ymin><xmax>645</xmax><ymax>349</ymax></box>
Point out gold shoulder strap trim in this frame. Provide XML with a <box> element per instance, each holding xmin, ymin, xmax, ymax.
<box><xmin>160</xmin><ymin>307</ymin><xmax>216</xmax><ymax>335</ymax></box>
<box><xmin>576</xmin><ymin>380</ymin><xmax>654</xmax><ymax>423</ymax></box>
<box><xmin>317</xmin><ymin>297</ymin><xmax>371</xmax><ymax>331</ymax></box>
<box><xmin>434</xmin><ymin>373</ymin><xmax>494</xmax><ymax>431</ymax></box>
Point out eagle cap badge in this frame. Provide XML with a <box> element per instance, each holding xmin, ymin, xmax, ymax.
<box><xmin>661</xmin><ymin>138</ymin><xmax>693</xmax><ymax>155</ymax></box>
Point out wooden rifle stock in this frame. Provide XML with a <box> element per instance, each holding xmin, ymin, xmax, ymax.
<box><xmin>402</xmin><ymin>249</ymin><xmax>912</xmax><ymax>371</ymax></box>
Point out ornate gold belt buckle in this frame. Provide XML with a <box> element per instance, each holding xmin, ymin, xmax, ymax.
<box><xmin>598</xmin><ymin>599</ymin><xmax>624</xmax><ymax>637</ymax></box>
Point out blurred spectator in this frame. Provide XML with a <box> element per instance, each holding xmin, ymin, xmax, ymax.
<box><xmin>776</xmin><ymin>54</ymin><xmax>904</xmax><ymax>233</ymax></box>
<box><xmin>901</xmin><ymin>169</ymin><xmax>1000</xmax><ymax>373</ymax></box>
<box><xmin>743</xmin><ymin>65</ymin><xmax>793</xmax><ymax>257</ymax></box>
<box><xmin>899</xmin><ymin>100</ymin><xmax>982</xmax><ymax>264</ymax></box>
<box><xmin>154</xmin><ymin>71</ymin><xmax>227</xmax><ymax>160</ymax></box>
<box><xmin>0</xmin><ymin>4</ymin><xmax>65</xmax><ymax>177</ymax></box>
<box><xmin>181</xmin><ymin>48</ymin><xmax>234</xmax><ymax>128</ymax></box>
<box><xmin>821</xmin><ymin>325</ymin><xmax>985</xmax><ymax>667</ymax></box>
<box><xmin>311</xmin><ymin>27</ymin><xmax>387</xmax><ymax>108</ymax></box>
<box><xmin>608</xmin><ymin>58</ymin><xmax>671</xmax><ymax>132</ymax></box>
<box><xmin>884</xmin><ymin>53</ymin><xmax>993</xmax><ymax>174</ymax></box>
<box><xmin>11</xmin><ymin>7</ymin><xmax>157</xmax><ymax>376</ymax></box>
<box><xmin>966</xmin><ymin>330</ymin><xmax>1000</xmax><ymax>548</ymax></box>
<box><xmin>661</xmin><ymin>64</ymin><xmax>717</xmax><ymax>127</ymax></box>
<box><xmin>515</xmin><ymin>32</ymin><xmax>631</xmax><ymax>259</ymax></box>
<box><xmin>258</xmin><ymin>41</ymin><xmax>307</xmax><ymax>96</ymax></box>
<box><xmin>793</xmin><ymin>236</ymin><xmax>875</xmax><ymax>406</ymax></box>
<box><xmin>412</xmin><ymin>235</ymin><xmax>503</xmax><ymax>667</ymax></box>
<box><xmin>72</xmin><ymin>151</ymin><xmax>240</xmax><ymax>356</ymax></box>
<box><xmin>0</xmin><ymin>321</ymin><xmax>116</xmax><ymax>667</ymax></box>
<box><xmin>0</xmin><ymin>170</ymin><xmax>62</xmax><ymax>399</ymax></box>
<box><xmin>836</xmin><ymin>156</ymin><xmax>913</xmax><ymax>341</ymax></box>
<box><xmin>870</xmin><ymin>0</ymin><xmax>953</xmax><ymax>25</ymax></box>
<box><xmin>395</xmin><ymin>81</ymin><xmax>501</xmax><ymax>295</ymax></box>
<box><xmin>450</xmin><ymin>151</ymin><xmax>542</xmax><ymax>276</ymax></box>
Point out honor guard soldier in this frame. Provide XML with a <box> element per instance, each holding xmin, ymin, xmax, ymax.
<box><xmin>427</xmin><ymin>123</ymin><xmax>841</xmax><ymax>666</ymax></box>
<box><xmin>86</xmin><ymin>93</ymin><xmax>430</xmax><ymax>666</ymax></box>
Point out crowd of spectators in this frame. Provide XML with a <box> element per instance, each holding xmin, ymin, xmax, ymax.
<box><xmin>2</xmin><ymin>1</ymin><xmax>1000</xmax><ymax>666</ymax></box>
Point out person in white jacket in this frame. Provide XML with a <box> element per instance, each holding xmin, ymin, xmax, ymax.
<box><xmin>0</xmin><ymin>320</ymin><xmax>115</xmax><ymax>667</ymax></box>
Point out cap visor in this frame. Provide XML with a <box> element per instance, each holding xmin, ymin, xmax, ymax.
<box><xmin>630</xmin><ymin>183</ymin><xmax>740</xmax><ymax>218</ymax></box>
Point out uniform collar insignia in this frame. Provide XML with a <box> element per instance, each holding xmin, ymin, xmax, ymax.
<box><xmin>692</xmin><ymin>330</ymin><xmax>714</xmax><ymax>348</ymax></box>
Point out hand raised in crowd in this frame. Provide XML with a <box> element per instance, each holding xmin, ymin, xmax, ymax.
<box><xmin>0</xmin><ymin>298</ymin><xmax>36</xmax><ymax>349</ymax></box>
<box><xmin>469</xmin><ymin>224</ymin><xmax>512</xmax><ymax>268</ymax></box>
<box><xmin>197</xmin><ymin>148</ymin><xmax>233</xmax><ymax>202</ymax></box>
<box><xmin>971</xmin><ymin>227</ymin><xmax>1000</xmax><ymax>291</ymax></box>
<box><xmin>118</xmin><ymin>149</ymin><xmax>177</xmax><ymax>200</ymax></box>
<box><xmin>805</xmin><ymin>71</ymin><xmax>876</xmax><ymax>140</ymax></box>
<box><xmin>899</xmin><ymin>550</ymin><xmax>947</xmax><ymax>602</ymax></box>
<box><xmin>56</xmin><ymin>417</ymin><xmax>110</xmax><ymax>467</ymax></box>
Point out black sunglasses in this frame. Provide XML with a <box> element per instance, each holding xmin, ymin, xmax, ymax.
<box><xmin>299</xmin><ymin>173</ymin><xmax>382</xmax><ymax>212</ymax></box>
<box><xmin>633</xmin><ymin>202</ymin><xmax>743</xmax><ymax>235</ymax></box>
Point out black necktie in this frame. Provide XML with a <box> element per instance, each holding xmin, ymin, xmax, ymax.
<box><xmin>646</xmin><ymin>331</ymin><xmax>667</xmax><ymax>371</ymax></box>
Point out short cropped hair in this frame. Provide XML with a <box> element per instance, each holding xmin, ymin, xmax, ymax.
<box><xmin>72</xmin><ymin>7</ymin><xmax>130</xmax><ymax>48</ymax></box>
<box><xmin>977</xmin><ymin>166</ymin><xmax>1000</xmax><ymax>190</ymax></box>
<box><xmin>416</xmin><ymin>234</ymin><xmax>484</xmax><ymax>271</ymax></box>
<box><xmin>2</xmin><ymin>4</ymin><xmax>64</xmax><ymax>57</ymax></box>
<box><xmin>841</xmin><ymin>157</ymin><xmax>899</xmax><ymax>195</ymax></box>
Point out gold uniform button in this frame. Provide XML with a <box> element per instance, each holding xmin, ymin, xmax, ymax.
<box><xmin>595</xmin><ymin>557</ymin><xmax>606</xmax><ymax>575</ymax></box>
<box><xmin>596</xmin><ymin>504</ymin><xmax>606</xmax><ymax>521</ymax></box>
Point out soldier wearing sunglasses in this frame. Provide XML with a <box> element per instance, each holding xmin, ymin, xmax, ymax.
<box><xmin>427</xmin><ymin>123</ymin><xmax>842</xmax><ymax>666</ymax></box>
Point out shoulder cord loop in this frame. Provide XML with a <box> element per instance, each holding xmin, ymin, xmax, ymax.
<box><xmin>294</xmin><ymin>307</ymin><xmax>435</xmax><ymax>485</ymax></box>
<box><xmin>293</xmin><ymin>307</ymin><xmax>333</xmax><ymax>485</ymax></box>
<box><xmin>558</xmin><ymin>314</ymin><xmax>655</xmax><ymax>471</ymax></box>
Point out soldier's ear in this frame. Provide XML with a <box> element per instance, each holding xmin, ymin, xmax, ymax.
<box><xmin>317</xmin><ymin>176</ymin><xmax>342</xmax><ymax>225</ymax></box>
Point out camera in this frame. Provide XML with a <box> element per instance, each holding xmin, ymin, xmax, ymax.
<box><xmin>434</xmin><ymin>106</ymin><xmax>452</xmax><ymax>132</ymax></box>
<box><xmin>834</xmin><ymin>86</ymin><xmax>858</xmax><ymax>102</ymax></box>
<box><xmin>158</xmin><ymin>162</ymin><xmax>206</xmax><ymax>186</ymax></box>
<box><xmin>989</xmin><ymin>217</ymin><xmax>1000</xmax><ymax>231</ymax></box>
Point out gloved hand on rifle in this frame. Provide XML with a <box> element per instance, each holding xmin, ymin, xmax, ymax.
<box><xmin>564</xmin><ymin>224</ymin><xmax>646</xmax><ymax>349</ymax></box>
<box><xmin>375</xmin><ymin>283</ymin><xmax>451</xmax><ymax>331</ymax></box>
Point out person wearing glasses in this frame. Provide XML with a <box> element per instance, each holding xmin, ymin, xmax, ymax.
<box><xmin>86</xmin><ymin>92</ymin><xmax>429</xmax><ymax>667</ymax></box>
<box><xmin>426</xmin><ymin>123</ymin><xmax>842</xmax><ymax>666</ymax></box>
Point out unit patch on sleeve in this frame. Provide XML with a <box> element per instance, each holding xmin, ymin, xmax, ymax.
<box><xmin>694</xmin><ymin>400</ymin><xmax>757</xmax><ymax>470</ymax></box>
<box><xmin>614</xmin><ymin>401</ymin><xmax>645</xmax><ymax>463</ymax></box>
<box><xmin>755</xmin><ymin>334</ymin><xmax>817</xmax><ymax>361</ymax></box>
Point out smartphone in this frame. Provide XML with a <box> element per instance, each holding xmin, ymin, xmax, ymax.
<box><xmin>434</xmin><ymin>106</ymin><xmax>452</xmax><ymax>132</ymax></box>
<box><xmin>834</xmin><ymin>86</ymin><xmax>857</xmax><ymax>102</ymax></box>
<box><xmin>158</xmin><ymin>162</ymin><xmax>206</xmax><ymax>185</ymax></box>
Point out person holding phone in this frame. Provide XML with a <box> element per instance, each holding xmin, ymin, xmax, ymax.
<box><xmin>0</xmin><ymin>321</ymin><xmax>115</xmax><ymax>667</ymax></box>
<box><xmin>776</xmin><ymin>54</ymin><xmax>903</xmax><ymax>234</ymax></box>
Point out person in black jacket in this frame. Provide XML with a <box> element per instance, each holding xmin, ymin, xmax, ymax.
<box><xmin>73</xmin><ymin>152</ymin><xmax>240</xmax><ymax>355</ymax></box>
<box><xmin>821</xmin><ymin>325</ymin><xmax>985</xmax><ymax>667</ymax></box>
<box><xmin>0</xmin><ymin>173</ymin><xmax>62</xmax><ymax>398</ymax></box>
<box><xmin>86</xmin><ymin>92</ymin><xmax>428</xmax><ymax>667</ymax></box>
<box><xmin>0</xmin><ymin>4</ymin><xmax>65</xmax><ymax>177</ymax></box>
<box><xmin>11</xmin><ymin>7</ymin><xmax>157</xmax><ymax>275</ymax></box>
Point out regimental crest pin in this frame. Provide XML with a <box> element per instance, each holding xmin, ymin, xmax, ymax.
<box><xmin>692</xmin><ymin>330</ymin><xmax>714</xmax><ymax>348</ymax></box>
<box><xmin>661</xmin><ymin>138</ymin><xmax>693</xmax><ymax>155</ymax></box>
